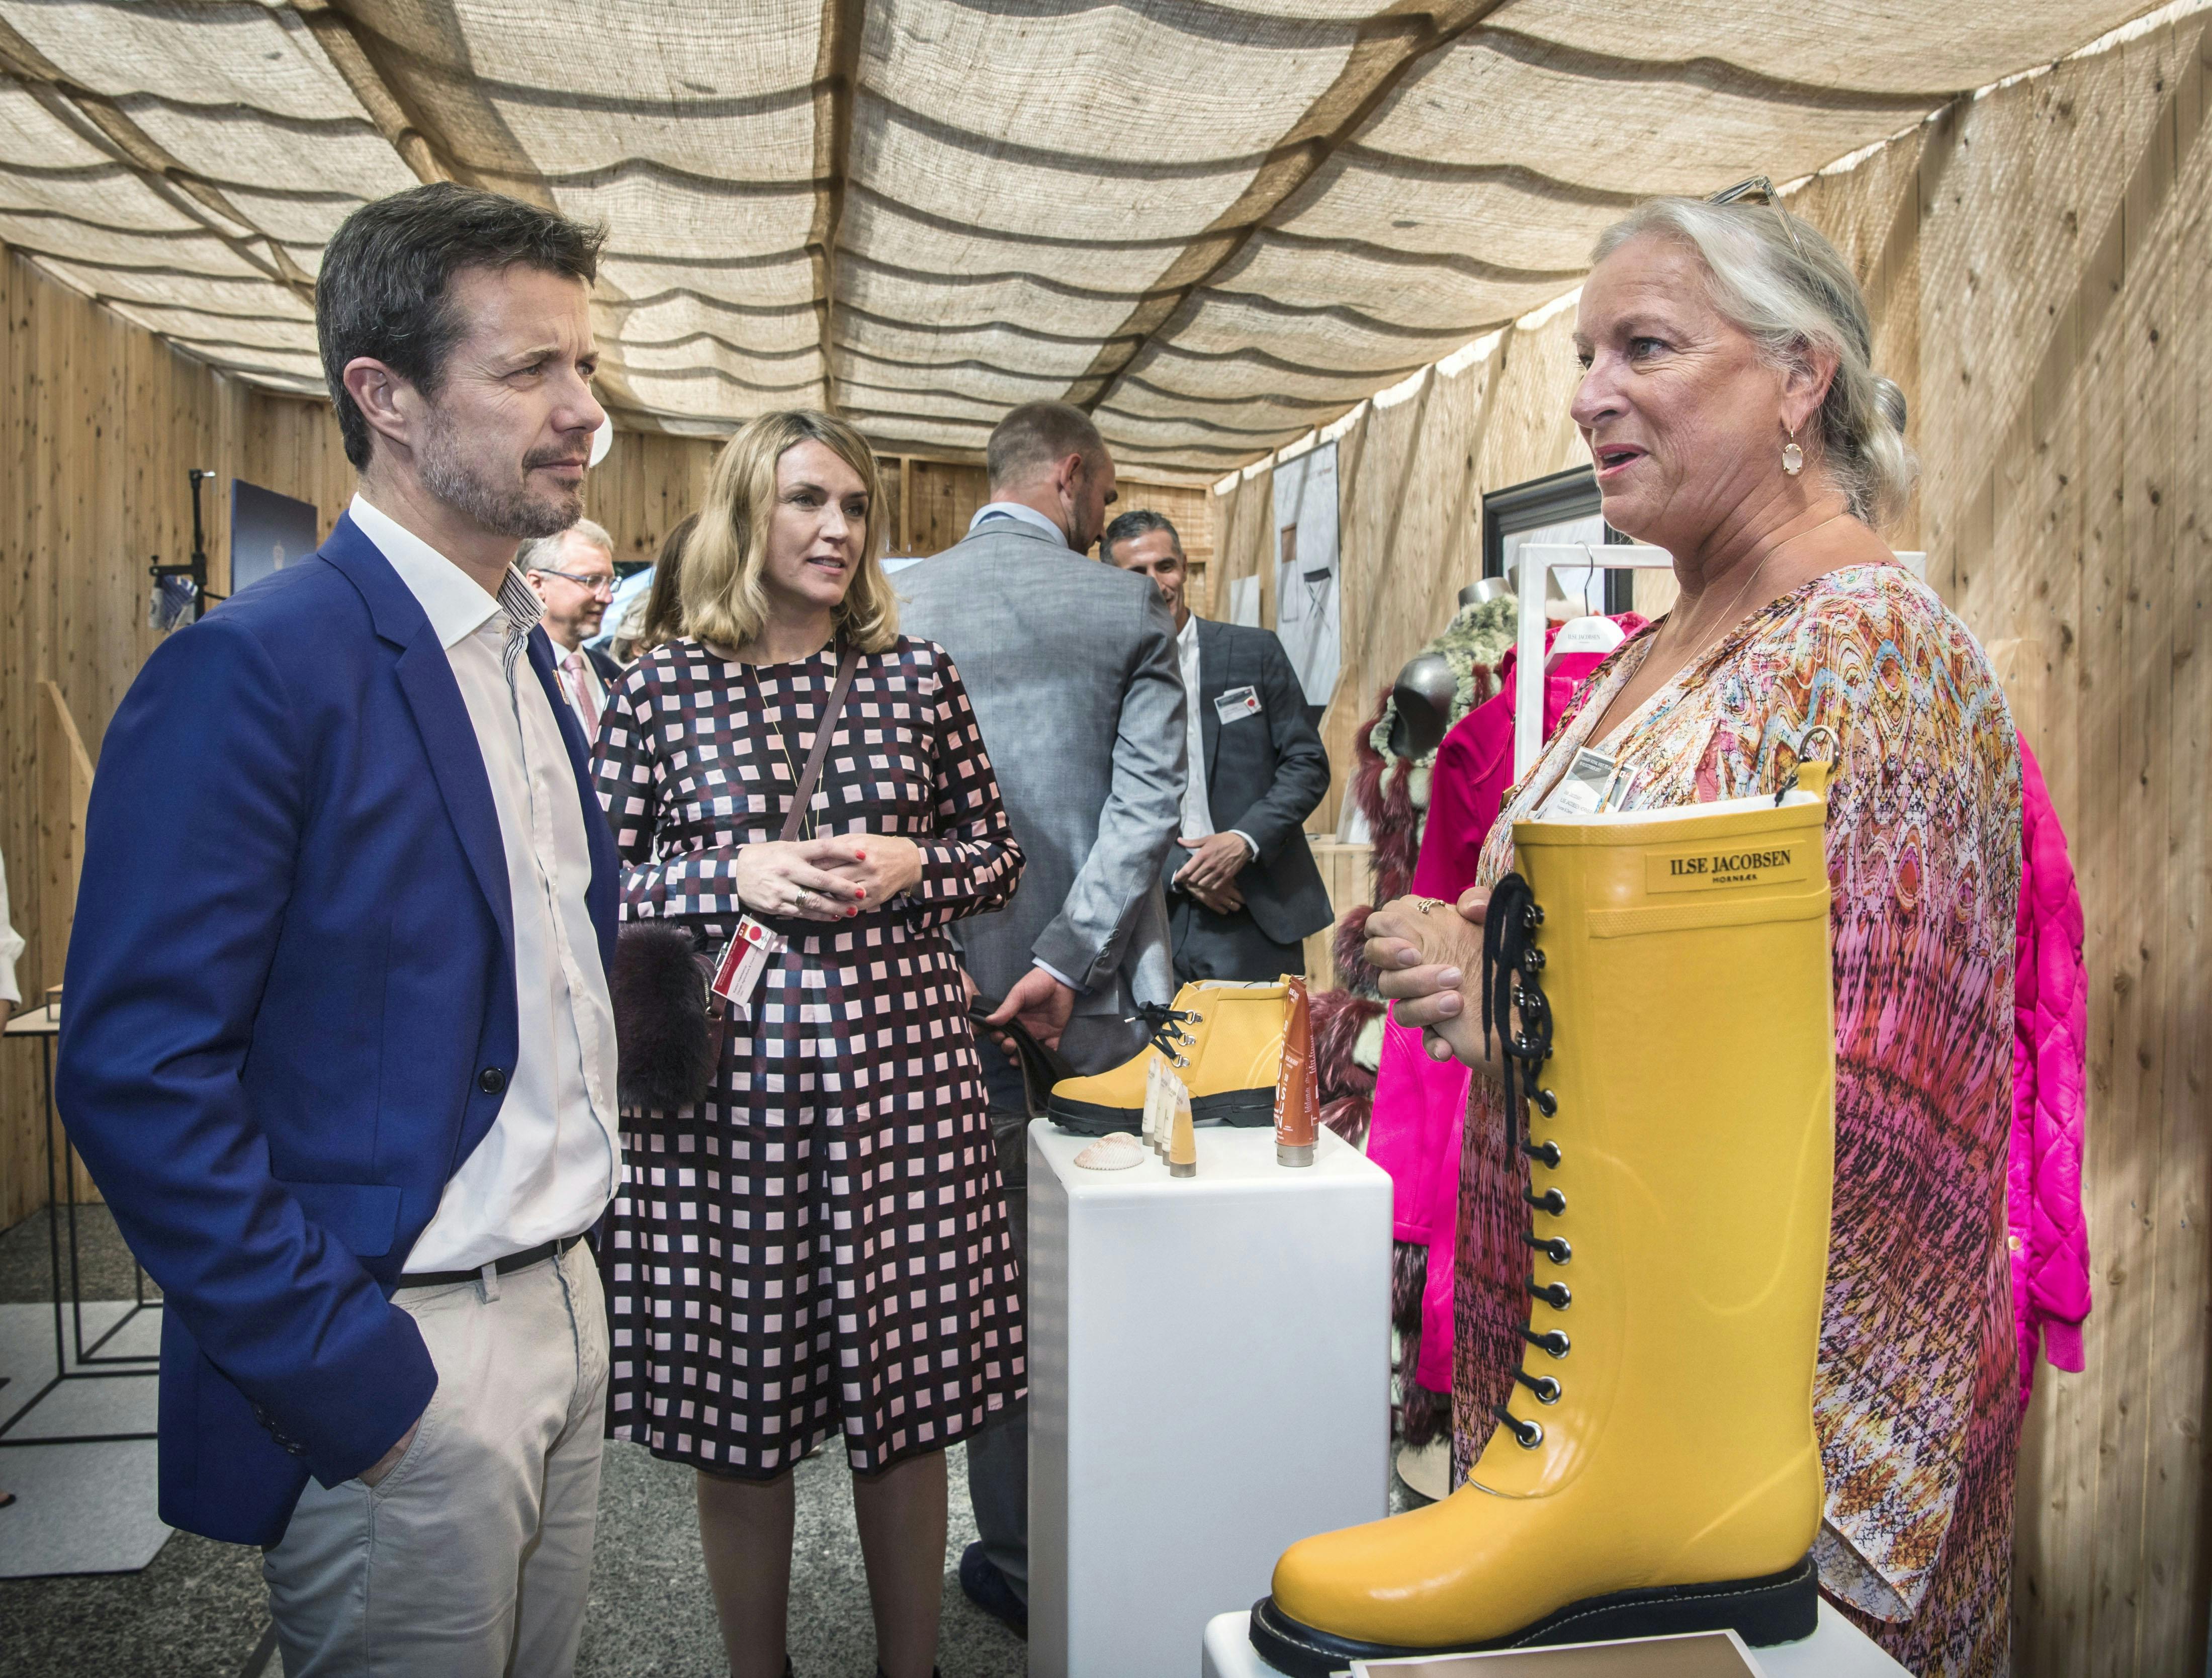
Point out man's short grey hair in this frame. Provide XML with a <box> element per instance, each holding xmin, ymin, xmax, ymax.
<box><xmin>986</xmin><ymin>401</ymin><xmax>1107</xmax><ymax>492</ymax></box>
<box><xmin>519</xmin><ymin>517</ymin><xmax>614</xmax><ymax>574</ymax></box>
<box><xmin>1593</xmin><ymin>198</ymin><xmax>1915</xmax><ymax>528</ymax></box>
<box><xmin>1103</xmin><ymin>508</ymin><xmax>1182</xmax><ymax>564</ymax></box>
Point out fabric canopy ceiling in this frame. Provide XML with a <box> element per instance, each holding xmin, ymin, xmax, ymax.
<box><xmin>0</xmin><ymin>1</ymin><xmax>2156</xmax><ymax>477</ymax></box>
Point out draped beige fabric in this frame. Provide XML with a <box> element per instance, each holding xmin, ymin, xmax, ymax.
<box><xmin>0</xmin><ymin>1</ymin><xmax>2153</xmax><ymax>475</ymax></box>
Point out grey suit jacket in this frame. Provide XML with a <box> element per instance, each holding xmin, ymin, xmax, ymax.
<box><xmin>898</xmin><ymin>517</ymin><xmax>1185</xmax><ymax>1074</ymax></box>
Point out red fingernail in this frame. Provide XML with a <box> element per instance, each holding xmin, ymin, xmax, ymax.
<box><xmin>856</xmin><ymin>887</ymin><xmax>866</xmax><ymax>899</ymax></box>
<box><xmin>856</xmin><ymin>849</ymin><xmax>866</xmax><ymax>859</ymax></box>
<box><xmin>848</xmin><ymin>908</ymin><xmax>858</xmax><ymax>918</ymax></box>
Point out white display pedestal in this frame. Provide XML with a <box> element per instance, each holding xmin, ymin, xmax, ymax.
<box><xmin>1029</xmin><ymin>1119</ymin><xmax>1393</xmax><ymax>1678</ymax></box>
<box><xmin>1201</xmin><ymin>1600</ymin><xmax>1911</xmax><ymax>1676</ymax></box>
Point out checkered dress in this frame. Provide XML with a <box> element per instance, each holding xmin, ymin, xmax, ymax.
<box><xmin>592</xmin><ymin>635</ymin><xmax>1027</xmax><ymax>1478</ymax></box>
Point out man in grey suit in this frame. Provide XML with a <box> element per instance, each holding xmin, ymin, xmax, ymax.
<box><xmin>898</xmin><ymin>400</ymin><xmax>1184</xmax><ymax>1635</ymax></box>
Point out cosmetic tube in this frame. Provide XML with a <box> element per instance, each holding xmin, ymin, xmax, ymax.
<box><xmin>1169</xmin><ymin>1081</ymin><xmax>1197</xmax><ymax>1178</ymax></box>
<box><xmin>1275</xmin><ymin>976</ymin><xmax>1318</xmax><ymax>1166</ymax></box>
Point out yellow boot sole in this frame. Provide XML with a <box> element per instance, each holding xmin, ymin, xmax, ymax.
<box><xmin>1249</xmin><ymin>1553</ymin><xmax>1817</xmax><ymax>1673</ymax></box>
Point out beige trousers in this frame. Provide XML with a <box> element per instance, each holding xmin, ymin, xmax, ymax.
<box><xmin>262</xmin><ymin>1240</ymin><xmax>609</xmax><ymax>1677</ymax></box>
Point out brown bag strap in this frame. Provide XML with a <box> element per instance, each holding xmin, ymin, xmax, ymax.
<box><xmin>778</xmin><ymin>640</ymin><xmax>862</xmax><ymax>844</ymax></box>
<box><xmin>704</xmin><ymin>641</ymin><xmax>860</xmax><ymax>1044</ymax></box>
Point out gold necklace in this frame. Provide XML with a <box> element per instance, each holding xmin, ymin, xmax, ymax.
<box><xmin>768</xmin><ymin>644</ymin><xmax>840</xmax><ymax>844</ymax></box>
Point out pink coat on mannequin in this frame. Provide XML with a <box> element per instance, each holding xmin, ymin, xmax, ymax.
<box><xmin>2010</xmin><ymin>735</ymin><xmax>2090</xmax><ymax>1404</ymax></box>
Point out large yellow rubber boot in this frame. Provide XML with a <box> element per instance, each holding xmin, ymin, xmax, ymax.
<box><xmin>1251</xmin><ymin>787</ymin><xmax>1836</xmax><ymax>1670</ymax></box>
<box><xmin>1046</xmin><ymin>978</ymin><xmax>1290</xmax><ymax>1134</ymax></box>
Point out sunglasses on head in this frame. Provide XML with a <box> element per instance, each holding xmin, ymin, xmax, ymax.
<box><xmin>1707</xmin><ymin>175</ymin><xmax>1810</xmax><ymax>264</ymax></box>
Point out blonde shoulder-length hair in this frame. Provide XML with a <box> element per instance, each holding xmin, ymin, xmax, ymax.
<box><xmin>680</xmin><ymin>409</ymin><xmax>900</xmax><ymax>654</ymax></box>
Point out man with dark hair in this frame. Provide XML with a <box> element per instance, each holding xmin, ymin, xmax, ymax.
<box><xmin>897</xmin><ymin>405</ymin><xmax>1183</xmax><ymax>1635</ymax></box>
<box><xmin>1106</xmin><ymin>510</ymin><xmax>1333</xmax><ymax>982</ymax></box>
<box><xmin>59</xmin><ymin>182</ymin><xmax>620</xmax><ymax>1674</ymax></box>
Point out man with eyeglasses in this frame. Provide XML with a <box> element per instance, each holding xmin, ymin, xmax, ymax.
<box><xmin>522</xmin><ymin>517</ymin><xmax>623</xmax><ymax>740</ymax></box>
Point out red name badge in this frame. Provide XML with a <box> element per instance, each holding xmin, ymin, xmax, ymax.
<box><xmin>712</xmin><ymin>915</ymin><xmax>787</xmax><ymax>1009</ymax></box>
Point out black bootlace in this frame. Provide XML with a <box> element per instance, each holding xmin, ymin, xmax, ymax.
<box><xmin>1483</xmin><ymin>871</ymin><xmax>1565</xmax><ymax>1452</ymax></box>
<box><xmin>1128</xmin><ymin>1000</ymin><xmax>1200</xmax><ymax>1067</ymax></box>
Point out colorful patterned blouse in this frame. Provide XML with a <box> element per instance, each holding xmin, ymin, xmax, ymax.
<box><xmin>1452</xmin><ymin>564</ymin><xmax>2023</xmax><ymax>1676</ymax></box>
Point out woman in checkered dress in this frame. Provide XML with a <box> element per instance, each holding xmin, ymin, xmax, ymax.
<box><xmin>592</xmin><ymin>411</ymin><xmax>1024</xmax><ymax>1678</ymax></box>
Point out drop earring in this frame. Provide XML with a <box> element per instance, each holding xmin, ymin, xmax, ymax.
<box><xmin>1781</xmin><ymin>426</ymin><xmax>1804</xmax><ymax>477</ymax></box>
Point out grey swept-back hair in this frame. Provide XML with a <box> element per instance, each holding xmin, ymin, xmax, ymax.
<box><xmin>1593</xmin><ymin>198</ymin><xmax>1916</xmax><ymax>529</ymax></box>
<box><xmin>519</xmin><ymin>517</ymin><xmax>614</xmax><ymax>574</ymax></box>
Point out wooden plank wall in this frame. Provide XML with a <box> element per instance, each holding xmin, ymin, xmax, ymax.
<box><xmin>4</xmin><ymin>243</ymin><xmax>248</xmax><ymax>1226</ymax></box>
<box><xmin>1214</xmin><ymin>20</ymin><xmax>2212</xmax><ymax>1670</ymax></box>
<box><xmin>1910</xmin><ymin>24</ymin><xmax>2212</xmax><ymax>1676</ymax></box>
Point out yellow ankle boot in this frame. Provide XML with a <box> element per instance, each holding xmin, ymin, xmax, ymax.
<box><xmin>1046</xmin><ymin>979</ymin><xmax>1290</xmax><ymax>1134</ymax></box>
<box><xmin>1251</xmin><ymin>787</ymin><xmax>1836</xmax><ymax>1669</ymax></box>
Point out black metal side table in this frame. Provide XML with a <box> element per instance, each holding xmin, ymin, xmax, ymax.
<box><xmin>2</xmin><ymin>1001</ymin><xmax>159</xmax><ymax>1445</ymax></box>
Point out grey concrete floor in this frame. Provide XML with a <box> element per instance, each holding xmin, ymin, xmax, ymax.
<box><xmin>0</xmin><ymin>1208</ymin><xmax>1027</xmax><ymax>1677</ymax></box>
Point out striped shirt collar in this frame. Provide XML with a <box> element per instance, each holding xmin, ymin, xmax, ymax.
<box><xmin>349</xmin><ymin>492</ymin><xmax>543</xmax><ymax>656</ymax></box>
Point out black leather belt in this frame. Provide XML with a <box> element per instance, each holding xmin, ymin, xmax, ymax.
<box><xmin>397</xmin><ymin>1229</ymin><xmax>588</xmax><ymax>1289</ymax></box>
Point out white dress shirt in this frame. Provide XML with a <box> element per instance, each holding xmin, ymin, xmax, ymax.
<box><xmin>1177</xmin><ymin>612</ymin><xmax>1217</xmax><ymax>838</ymax></box>
<box><xmin>1174</xmin><ymin>612</ymin><xmax>1257</xmax><ymax>868</ymax></box>
<box><xmin>349</xmin><ymin>494</ymin><xmax>620</xmax><ymax>1271</ymax></box>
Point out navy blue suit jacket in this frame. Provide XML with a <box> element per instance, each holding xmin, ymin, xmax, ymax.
<box><xmin>56</xmin><ymin>511</ymin><xmax>620</xmax><ymax>1545</ymax></box>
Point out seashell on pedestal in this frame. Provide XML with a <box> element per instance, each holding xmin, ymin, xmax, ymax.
<box><xmin>1074</xmin><ymin>1132</ymin><xmax>1145</xmax><ymax>1171</ymax></box>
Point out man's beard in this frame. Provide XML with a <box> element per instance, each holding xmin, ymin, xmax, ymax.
<box><xmin>418</xmin><ymin>407</ymin><xmax>580</xmax><ymax>541</ymax></box>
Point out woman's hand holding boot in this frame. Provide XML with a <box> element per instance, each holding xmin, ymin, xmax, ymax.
<box><xmin>1364</xmin><ymin>887</ymin><xmax>1500</xmax><ymax>1074</ymax></box>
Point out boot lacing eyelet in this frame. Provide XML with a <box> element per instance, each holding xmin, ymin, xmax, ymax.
<box><xmin>1527</xmin><ymin>1280</ymin><xmax>1571</xmax><ymax>1311</ymax></box>
<box><xmin>1524</xmin><ymin>1187</ymin><xmax>1566</xmax><ymax>1216</ymax></box>
<box><xmin>1521</xmin><ymin>1138</ymin><xmax>1562</xmax><ymax>1169</ymax></box>
<box><xmin>1516</xmin><ymin>1370</ymin><xmax>1563</xmax><ymax>1404</ymax></box>
<box><xmin>1521</xmin><ymin>1326</ymin><xmax>1570</xmax><ymax>1358</ymax></box>
<box><xmin>1522</xmin><ymin>1232</ymin><xmax>1571</xmax><ymax>1265</ymax></box>
<box><xmin>1492</xmin><ymin>1405</ymin><xmax>1544</xmax><ymax>1449</ymax></box>
<box><xmin>1129</xmin><ymin>1002</ymin><xmax>1200</xmax><ymax>1061</ymax></box>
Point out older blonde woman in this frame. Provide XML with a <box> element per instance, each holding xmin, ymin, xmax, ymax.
<box><xmin>1297</xmin><ymin>199</ymin><xmax>2018</xmax><ymax>1675</ymax></box>
<box><xmin>593</xmin><ymin>410</ymin><xmax>1025</xmax><ymax>1678</ymax></box>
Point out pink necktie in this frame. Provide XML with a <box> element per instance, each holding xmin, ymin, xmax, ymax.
<box><xmin>563</xmin><ymin>649</ymin><xmax>600</xmax><ymax>737</ymax></box>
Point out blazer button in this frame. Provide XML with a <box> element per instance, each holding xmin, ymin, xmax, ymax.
<box><xmin>478</xmin><ymin>1067</ymin><xmax>508</xmax><ymax>1095</ymax></box>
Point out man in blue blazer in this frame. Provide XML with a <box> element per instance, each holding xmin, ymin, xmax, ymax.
<box><xmin>59</xmin><ymin>184</ymin><xmax>622</xmax><ymax>1674</ymax></box>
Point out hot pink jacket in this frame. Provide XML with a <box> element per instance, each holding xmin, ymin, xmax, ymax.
<box><xmin>2010</xmin><ymin>736</ymin><xmax>2090</xmax><ymax>1405</ymax></box>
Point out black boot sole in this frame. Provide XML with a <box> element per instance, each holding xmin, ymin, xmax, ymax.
<box><xmin>1248</xmin><ymin>1552</ymin><xmax>1818</xmax><ymax>1676</ymax></box>
<box><xmin>1046</xmin><ymin>1085</ymin><xmax>1276</xmax><ymax>1134</ymax></box>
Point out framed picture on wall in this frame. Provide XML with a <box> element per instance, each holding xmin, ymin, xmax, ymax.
<box><xmin>1480</xmin><ymin>464</ymin><xmax>1635</xmax><ymax>616</ymax></box>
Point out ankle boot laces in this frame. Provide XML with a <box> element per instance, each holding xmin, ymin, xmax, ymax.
<box><xmin>1128</xmin><ymin>1000</ymin><xmax>1200</xmax><ymax>1067</ymax></box>
<box><xmin>1482</xmin><ymin>872</ymin><xmax>1563</xmax><ymax>1449</ymax></box>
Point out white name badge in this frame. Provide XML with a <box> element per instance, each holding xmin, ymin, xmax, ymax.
<box><xmin>1536</xmin><ymin>746</ymin><xmax>1624</xmax><ymax>821</ymax></box>
<box><xmin>1214</xmin><ymin>685</ymin><xmax>1262</xmax><ymax>722</ymax></box>
<box><xmin>711</xmin><ymin>914</ymin><xmax>787</xmax><ymax>1009</ymax></box>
